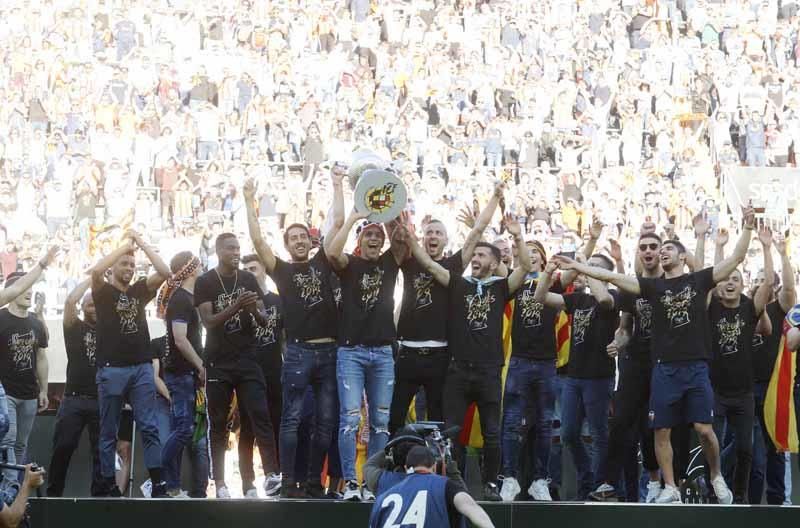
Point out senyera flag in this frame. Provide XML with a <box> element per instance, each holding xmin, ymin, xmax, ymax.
<box><xmin>764</xmin><ymin>319</ymin><xmax>799</xmax><ymax>453</ymax></box>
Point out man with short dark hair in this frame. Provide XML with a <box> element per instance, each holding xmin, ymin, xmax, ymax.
<box><xmin>404</xmin><ymin>215</ymin><xmax>533</xmax><ymax>501</ymax></box>
<box><xmin>194</xmin><ymin>233</ymin><xmax>280</xmax><ymax>499</ymax></box>
<box><xmin>90</xmin><ymin>231</ymin><xmax>171</xmax><ymax>497</ymax></box>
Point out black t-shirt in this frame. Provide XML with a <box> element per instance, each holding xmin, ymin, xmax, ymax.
<box><xmin>337</xmin><ymin>251</ymin><xmax>400</xmax><ymax>346</ymax></box>
<box><xmin>709</xmin><ymin>295</ymin><xmax>758</xmax><ymax>396</ymax></box>
<box><xmin>0</xmin><ymin>310</ymin><xmax>49</xmax><ymax>399</ymax></box>
<box><xmin>270</xmin><ymin>248</ymin><xmax>338</xmax><ymax>342</ymax></box>
<box><xmin>563</xmin><ymin>291</ymin><xmax>619</xmax><ymax>378</ymax></box>
<box><xmin>618</xmin><ymin>290</ymin><xmax>653</xmax><ymax>361</ymax></box>
<box><xmin>447</xmin><ymin>275</ymin><xmax>510</xmax><ymax>365</ymax></box>
<box><xmin>254</xmin><ymin>291</ymin><xmax>283</xmax><ymax>370</ymax></box>
<box><xmin>639</xmin><ymin>267</ymin><xmax>716</xmax><ymax>363</ymax></box>
<box><xmin>397</xmin><ymin>251</ymin><xmax>463</xmax><ymax>342</ymax></box>
<box><xmin>510</xmin><ymin>278</ymin><xmax>560</xmax><ymax>360</ymax></box>
<box><xmin>165</xmin><ymin>288</ymin><xmax>203</xmax><ymax>375</ymax></box>
<box><xmin>92</xmin><ymin>278</ymin><xmax>155</xmax><ymax>367</ymax></box>
<box><xmin>194</xmin><ymin>268</ymin><xmax>264</xmax><ymax>366</ymax></box>
<box><xmin>63</xmin><ymin>319</ymin><xmax>97</xmax><ymax>396</ymax></box>
<box><xmin>753</xmin><ymin>301</ymin><xmax>786</xmax><ymax>383</ymax></box>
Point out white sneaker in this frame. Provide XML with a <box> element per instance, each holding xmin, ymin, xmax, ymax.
<box><xmin>500</xmin><ymin>476</ymin><xmax>521</xmax><ymax>502</ymax></box>
<box><xmin>711</xmin><ymin>476</ymin><xmax>733</xmax><ymax>505</ymax></box>
<box><xmin>216</xmin><ymin>486</ymin><xmax>231</xmax><ymax>499</ymax></box>
<box><xmin>645</xmin><ymin>481</ymin><xmax>662</xmax><ymax>503</ymax></box>
<box><xmin>528</xmin><ymin>479</ymin><xmax>553</xmax><ymax>501</ymax></box>
<box><xmin>167</xmin><ymin>489</ymin><xmax>190</xmax><ymax>499</ymax></box>
<box><xmin>343</xmin><ymin>480</ymin><xmax>362</xmax><ymax>501</ymax></box>
<box><xmin>654</xmin><ymin>484</ymin><xmax>681</xmax><ymax>504</ymax></box>
<box><xmin>362</xmin><ymin>485</ymin><xmax>375</xmax><ymax>501</ymax></box>
<box><xmin>263</xmin><ymin>473</ymin><xmax>282</xmax><ymax>497</ymax></box>
<box><xmin>244</xmin><ymin>488</ymin><xmax>259</xmax><ymax>499</ymax></box>
<box><xmin>140</xmin><ymin>478</ymin><xmax>152</xmax><ymax>498</ymax></box>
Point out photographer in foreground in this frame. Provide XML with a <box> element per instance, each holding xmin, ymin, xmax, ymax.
<box><xmin>1</xmin><ymin>464</ymin><xmax>44</xmax><ymax>528</ymax></box>
<box><xmin>369</xmin><ymin>446</ymin><xmax>494</xmax><ymax>528</ymax></box>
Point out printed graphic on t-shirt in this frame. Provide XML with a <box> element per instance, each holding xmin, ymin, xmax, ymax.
<box><xmin>752</xmin><ymin>333</ymin><xmax>764</xmax><ymax>348</ymax></box>
<box><xmin>636</xmin><ymin>298</ymin><xmax>653</xmax><ymax>338</ymax></box>
<box><xmin>717</xmin><ymin>314</ymin><xmax>745</xmax><ymax>355</ymax></box>
<box><xmin>84</xmin><ymin>330</ymin><xmax>96</xmax><ymax>367</ymax></box>
<box><xmin>116</xmin><ymin>294</ymin><xmax>140</xmax><ymax>334</ymax></box>
<box><xmin>213</xmin><ymin>288</ymin><xmax>245</xmax><ymax>334</ymax></box>
<box><xmin>10</xmin><ymin>331</ymin><xmax>35</xmax><ymax>371</ymax></box>
<box><xmin>572</xmin><ymin>307</ymin><xmax>594</xmax><ymax>345</ymax></box>
<box><xmin>293</xmin><ymin>267</ymin><xmax>323</xmax><ymax>309</ymax></box>
<box><xmin>359</xmin><ymin>267</ymin><xmax>384</xmax><ymax>311</ymax></box>
<box><xmin>465</xmin><ymin>291</ymin><xmax>496</xmax><ymax>331</ymax></box>
<box><xmin>660</xmin><ymin>285</ymin><xmax>696</xmax><ymax>329</ymax></box>
<box><xmin>518</xmin><ymin>290</ymin><xmax>543</xmax><ymax>328</ymax></box>
<box><xmin>333</xmin><ymin>285</ymin><xmax>342</xmax><ymax>309</ymax></box>
<box><xmin>255</xmin><ymin>305</ymin><xmax>279</xmax><ymax>346</ymax></box>
<box><xmin>413</xmin><ymin>272</ymin><xmax>434</xmax><ymax>310</ymax></box>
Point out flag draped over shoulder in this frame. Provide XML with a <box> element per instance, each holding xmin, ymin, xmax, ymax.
<box><xmin>764</xmin><ymin>319</ymin><xmax>798</xmax><ymax>453</ymax></box>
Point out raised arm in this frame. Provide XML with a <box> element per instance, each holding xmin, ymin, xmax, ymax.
<box><xmin>63</xmin><ymin>278</ymin><xmax>91</xmax><ymax>328</ymax></box>
<box><xmin>405</xmin><ymin>225</ymin><xmax>450</xmax><ymax>287</ymax></box>
<box><xmin>713</xmin><ymin>207</ymin><xmax>755</xmax><ymax>283</ymax></box>
<box><xmin>560</xmin><ymin>218</ymin><xmax>603</xmax><ymax>287</ymax></box>
<box><xmin>693</xmin><ymin>213</ymin><xmax>710</xmax><ymax>270</ymax></box>
<box><xmin>553</xmin><ymin>254</ymin><xmax>642</xmax><ymax>294</ymax></box>
<box><xmin>505</xmin><ymin>214</ymin><xmax>532</xmax><ymax>293</ymax></box>
<box><xmin>88</xmin><ymin>238</ymin><xmax>135</xmax><ymax>292</ymax></box>
<box><xmin>327</xmin><ymin>164</ymin><xmax>346</xmax><ymax>240</ymax></box>
<box><xmin>0</xmin><ymin>246</ymin><xmax>58</xmax><ymax>307</ymax></box>
<box><xmin>243</xmin><ymin>178</ymin><xmax>277</xmax><ymax>273</ymax></box>
<box><xmin>534</xmin><ymin>259</ymin><xmax>566</xmax><ymax>310</ymax></box>
<box><xmin>326</xmin><ymin>208</ymin><xmax>368</xmax><ymax>271</ymax></box>
<box><xmin>460</xmin><ymin>182</ymin><xmax>504</xmax><ymax>269</ymax></box>
<box><xmin>587</xmin><ymin>276</ymin><xmax>614</xmax><ymax>309</ymax></box>
<box><xmin>775</xmin><ymin>234</ymin><xmax>796</xmax><ymax>312</ymax></box>
<box><xmin>714</xmin><ymin>228</ymin><xmax>729</xmax><ymax>265</ymax></box>
<box><xmin>129</xmin><ymin>230</ymin><xmax>171</xmax><ymax>292</ymax></box>
<box><xmin>753</xmin><ymin>227</ymin><xmax>774</xmax><ymax>315</ymax></box>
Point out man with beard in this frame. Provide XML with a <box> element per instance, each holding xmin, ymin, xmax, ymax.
<box><xmin>89</xmin><ymin>231</ymin><xmax>171</xmax><ymax>497</ymax></box>
<box><xmin>403</xmin><ymin>214</ymin><xmax>533</xmax><ymax>501</ymax></box>
<box><xmin>244</xmin><ymin>170</ymin><xmax>341</xmax><ymax>498</ymax></box>
<box><xmin>326</xmin><ymin>205</ymin><xmax>408</xmax><ymax>501</ymax></box>
<box><xmin>534</xmin><ymin>254</ymin><xmax>618</xmax><ymax>500</ymax></box>
<box><xmin>551</xmin><ymin>207</ymin><xmax>756</xmax><ymax>504</ymax></box>
<box><xmin>706</xmin><ymin>227</ymin><xmax>773</xmax><ymax>503</ymax></box>
<box><xmin>47</xmin><ymin>279</ymin><xmax>103</xmax><ymax>497</ymax></box>
<box><xmin>747</xmin><ymin>233</ymin><xmax>794</xmax><ymax>504</ymax></box>
<box><xmin>390</xmin><ymin>182</ymin><xmax>504</xmax><ymax>434</ymax></box>
<box><xmin>195</xmin><ymin>233</ymin><xmax>280</xmax><ymax>498</ymax></box>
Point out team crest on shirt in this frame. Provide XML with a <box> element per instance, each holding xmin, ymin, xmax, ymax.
<box><xmin>518</xmin><ymin>290</ymin><xmax>543</xmax><ymax>328</ymax></box>
<box><xmin>572</xmin><ymin>307</ymin><xmax>594</xmax><ymax>345</ymax></box>
<box><xmin>360</xmin><ymin>267</ymin><xmax>384</xmax><ymax>311</ymax></box>
<box><xmin>660</xmin><ymin>285</ymin><xmax>696</xmax><ymax>329</ymax></box>
<box><xmin>635</xmin><ymin>298</ymin><xmax>653</xmax><ymax>338</ymax></box>
<box><xmin>255</xmin><ymin>305</ymin><xmax>279</xmax><ymax>346</ymax></box>
<box><xmin>115</xmin><ymin>294</ymin><xmax>140</xmax><ymax>335</ymax></box>
<box><xmin>465</xmin><ymin>291</ymin><xmax>496</xmax><ymax>331</ymax></box>
<box><xmin>293</xmin><ymin>267</ymin><xmax>323</xmax><ymax>309</ymax></box>
<box><xmin>10</xmin><ymin>331</ymin><xmax>35</xmax><ymax>371</ymax></box>
<box><xmin>365</xmin><ymin>183</ymin><xmax>398</xmax><ymax>214</ymax></box>
<box><xmin>717</xmin><ymin>314</ymin><xmax>745</xmax><ymax>356</ymax></box>
<box><xmin>84</xmin><ymin>330</ymin><xmax>96</xmax><ymax>367</ymax></box>
<box><xmin>214</xmin><ymin>288</ymin><xmax>246</xmax><ymax>334</ymax></box>
<box><xmin>413</xmin><ymin>272</ymin><xmax>434</xmax><ymax>310</ymax></box>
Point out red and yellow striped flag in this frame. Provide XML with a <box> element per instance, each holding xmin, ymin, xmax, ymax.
<box><xmin>764</xmin><ymin>319</ymin><xmax>799</xmax><ymax>453</ymax></box>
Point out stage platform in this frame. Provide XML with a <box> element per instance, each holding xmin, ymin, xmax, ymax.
<box><xmin>28</xmin><ymin>498</ymin><xmax>800</xmax><ymax>528</ymax></box>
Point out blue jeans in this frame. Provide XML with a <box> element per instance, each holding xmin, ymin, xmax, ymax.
<box><xmin>337</xmin><ymin>345</ymin><xmax>395</xmax><ymax>481</ymax></box>
<box><xmin>561</xmin><ymin>376</ymin><xmax>613</xmax><ymax>499</ymax></box>
<box><xmin>196</xmin><ymin>140</ymin><xmax>219</xmax><ymax>161</ymax></box>
<box><xmin>501</xmin><ymin>358</ymin><xmax>556</xmax><ymax>480</ymax></box>
<box><xmin>281</xmin><ymin>343</ymin><xmax>338</xmax><ymax>484</ymax></box>
<box><xmin>162</xmin><ymin>373</ymin><xmax>197</xmax><ymax>490</ymax></box>
<box><xmin>96</xmin><ymin>364</ymin><xmax>162</xmax><ymax>479</ymax></box>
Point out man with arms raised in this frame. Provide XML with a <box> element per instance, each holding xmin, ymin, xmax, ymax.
<box><xmin>550</xmin><ymin>208</ymin><xmax>757</xmax><ymax>504</ymax></box>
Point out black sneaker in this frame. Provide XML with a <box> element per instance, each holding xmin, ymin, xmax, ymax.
<box><xmin>589</xmin><ymin>483</ymin><xmax>620</xmax><ymax>502</ymax></box>
<box><xmin>109</xmin><ymin>486</ymin><xmax>123</xmax><ymax>498</ymax></box>
<box><xmin>288</xmin><ymin>486</ymin><xmax>308</xmax><ymax>499</ymax></box>
<box><xmin>483</xmin><ymin>483</ymin><xmax>502</xmax><ymax>502</ymax></box>
<box><xmin>279</xmin><ymin>479</ymin><xmax>295</xmax><ymax>499</ymax></box>
<box><xmin>326</xmin><ymin>490</ymin><xmax>343</xmax><ymax>500</ymax></box>
<box><xmin>306</xmin><ymin>481</ymin><xmax>327</xmax><ymax>499</ymax></box>
<box><xmin>151</xmin><ymin>481</ymin><xmax>168</xmax><ymax>499</ymax></box>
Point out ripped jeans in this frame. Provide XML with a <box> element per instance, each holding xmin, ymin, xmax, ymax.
<box><xmin>336</xmin><ymin>345</ymin><xmax>395</xmax><ymax>482</ymax></box>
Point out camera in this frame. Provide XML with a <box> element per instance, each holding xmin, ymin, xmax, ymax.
<box><xmin>384</xmin><ymin>422</ymin><xmax>460</xmax><ymax>470</ymax></box>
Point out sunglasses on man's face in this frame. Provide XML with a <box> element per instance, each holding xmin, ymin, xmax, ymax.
<box><xmin>639</xmin><ymin>243</ymin><xmax>659</xmax><ymax>251</ymax></box>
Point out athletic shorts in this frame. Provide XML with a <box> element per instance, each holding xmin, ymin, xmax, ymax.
<box><xmin>648</xmin><ymin>361</ymin><xmax>713</xmax><ymax>429</ymax></box>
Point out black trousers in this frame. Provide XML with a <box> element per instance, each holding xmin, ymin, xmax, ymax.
<box><xmin>389</xmin><ymin>345</ymin><xmax>449</xmax><ymax>434</ymax></box>
<box><xmin>606</xmin><ymin>355</ymin><xmax>657</xmax><ymax>498</ymax></box>
<box><xmin>443</xmin><ymin>361</ymin><xmax>502</xmax><ymax>484</ymax></box>
<box><xmin>712</xmin><ymin>392</ymin><xmax>754</xmax><ymax>503</ymax></box>
<box><xmin>238</xmin><ymin>354</ymin><xmax>282</xmax><ymax>488</ymax></box>
<box><xmin>47</xmin><ymin>395</ymin><xmax>103</xmax><ymax>497</ymax></box>
<box><xmin>206</xmin><ymin>360</ymin><xmax>278</xmax><ymax>482</ymax></box>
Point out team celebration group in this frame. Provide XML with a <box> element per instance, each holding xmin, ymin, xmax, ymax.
<box><xmin>0</xmin><ymin>166</ymin><xmax>797</xmax><ymax>513</ymax></box>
